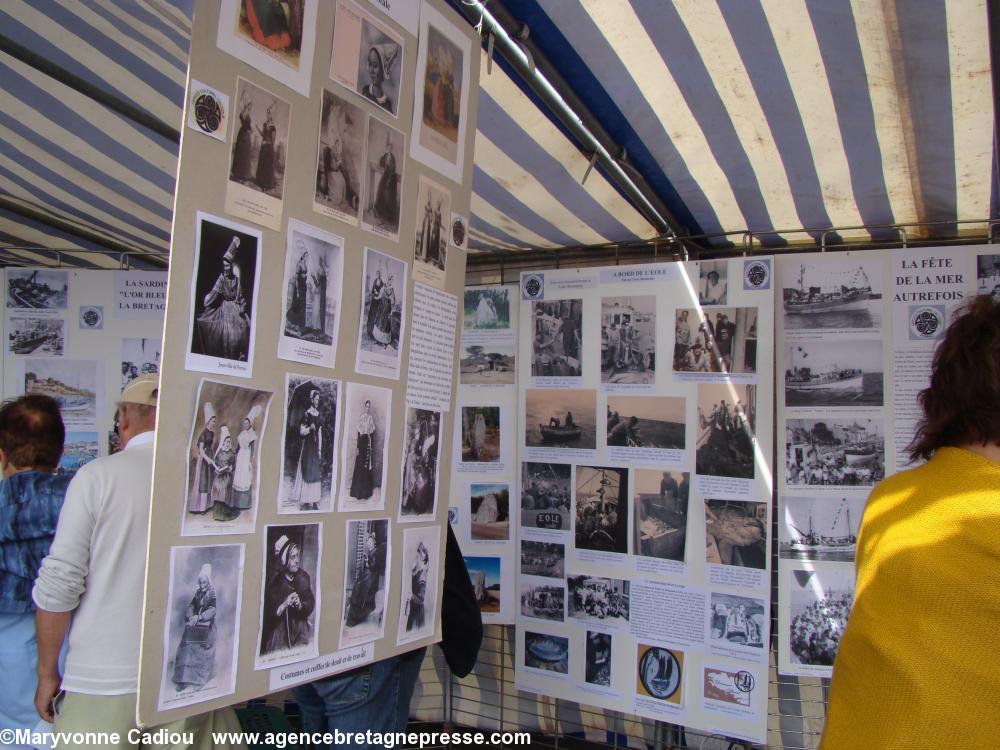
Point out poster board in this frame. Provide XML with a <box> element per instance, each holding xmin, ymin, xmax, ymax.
<box><xmin>138</xmin><ymin>0</ymin><xmax>478</xmax><ymax>724</ymax></box>
<box><xmin>513</xmin><ymin>259</ymin><xmax>775</xmax><ymax>745</ymax></box>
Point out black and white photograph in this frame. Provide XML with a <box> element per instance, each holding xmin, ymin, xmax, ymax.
<box><xmin>460</xmin><ymin>405</ymin><xmax>500</xmax><ymax>463</ymax></box>
<box><xmin>779</xmin><ymin>495</ymin><xmax>863</xmax><ymax>562</ymax></box>
<box><xmin>574</xmin><ymin>466</ymin><xmax>628</xmax><ymax>555</ymax></box>
<box><xmin>397</xmin><ymin>525</ymin><xmax>440</xmax><ymax>645</ymax></box>
<box><xmin>785</xmin><ymin>417</ymin><xmax>885</xmax><ymax>487</ymax></box>
<box><xmin>463</xmin><ymin>287</ymin><xmax>510</xmax><ymax>331</ymax></box>
<box><xmin>699</xmin><ymin>260</ymin><xmax>728</xmax><ymax>305</ymax></box>
<box><xmin>8</xmin><ymin>316</ymin><xmax>64</xmax><ymax>356</ymax></box>
<box><xmin>781</xmin><ymin>258</ymin><xmax>883</xmax><ymax>330</ymax></box>
<box><xmin>277</xmin><ymin>219</ymin><xmax>344</xmax><ymax>369</ymax></box>
<box><xmin>7</xmin><ymin>268</ymin><xmax>68</xmax><ymax>309</ymax></box>
<box><xmin>183</xmin><ymin>379</ymin><xmax>273</xmax><ymax>536</ymax></box>
<box><xmin>705</xmin><ymin>499</ymin><xmax>767</xmax><ymax>568</ymax></box>
<box><xmin>355</xmin><ymin>246</ymin><xmax>408</xmax><ymax>379</ymax></box>
<box><xmin>673</xmin><ymin>307</ymin><xmax>758</xmax><ymax>374</ymax></box>
<box><xmin>696</xmin><ymin>383</ymin><xmax>756</xmax><ymax>480</ymax></box>
<box><xmin>399</xmin><ymin>408</ymin><xmax>441</xmax><ymax>520</ymax></box>
<box><xmin>121</xmin><ymin>337</ymin><xmax>160</xmax><ymax>387</ymax></box>
<box><xmin>470</xmin><ymin>482</ymin><xmax>510</xmax><ymax>541</ymax></box>
<box><xmin>23</xmin><ymin>358</ymin><xmax>100</xmax><ymax>428</ymax></box>
<box><xmin>788</xmin><ymin>567</ymin><xmax>854</xmax><ymax>666</ymax></box>
<box><xmin>633</xmin><ymin>469</ymin><xmax>688</xmax><ymax>562</ymax></box>
<box><xmin>525</xmin><ymin>388</ymin><xmax>596</xmax><ymax>450</ymax></box>
<box><xmin>976</xmin><ymin>253</ymin><xmax>1000</xmax><ymax>296</ymax></box>
<box><xmin>465</xmin><ymin>555</ymin><xmax>501</xmax><ymax>614</ymax></box>
<box><xmin>341</xmin><ymin>518</ymin><xmax>390</xmax><ymax>648</ymax></box>
<box><xmin>255</xmin><ymin>523</ymin><xmax>321</xmax><ymax>669</ymax></box>
<box><xmin>361</xmin><ymin>118</ymin><xmax>405</xmax><ymax>240</ymax></box>
<box><xmin>709</xmin><ymin>592</ymin><xmax>766</xmax><ymax>649</ymax></box>
<box><xmin>520</xmin><ymin>578</ymin><xmax>565</xmax><ymax>622</ymax></box>
<box><xmin>225</xmin><ymin>77</ymin><xmax>291</xmax><ymax>230</ymax></box>
<box><xmin>339</xmin><ymin>381</ymin><xmax>391</xmax><ymax>510</ymax></box>
<box><xmin>784</xmin><ymin>339</ymin><xmax>883</xmax><ymax>407</ymax></box>
<box><xmin>278</xmin><ymin>375</ymin><xmax>338</xmax><ymax>514</ymax></box>
<box><xmin>313</xmin><ymin>89</ymin><xmax>365</xmax><ymax>226</ymax></box>
<box><xmin>601</xmin><ymin>296</ymin><xmax>655</xmax><ymax>384</ymax></box>
<box><xmin>459</xmin><ymin>342</ymin><xmax>515</xmax><ymax>385</ymax></box>
<box><xmin>520</xmin><ymin>539</ymin><xmax>565</xmax><ymax>579</ymax></box>
<box><xmin>568</xmin><ymin>576</ymin><xmax>630</xmax><ymax>627</ymax></box>
<box><xmin>524</xmin><ymin>631</ymin><xmax>569</xmax><ymax>675</ymax></box>
<box><xmin>606</xmin><ymin>395</ymin><xmax>685</xmax><ymax>450</ymax></box>
<box><xmin>531</xmin><ymin>300</ymin><xmax>582</xmax><ymax>378</ymax></box>
<box><xmin>412</xmin><ymin>174</ymin><xmax>451</xmax><ymax>287</ymax></box>
<box><xmin>330</xmin><ymin>0</ymin><xmax>404</xmax><ymax>118</ymax></box>
<box><xmin>520</xmin><ymin>461</ymin><xmax>571</xmax><ymax>531</ymax></box>
<box><xmin>158</xmin><ymin>544</ymin><xmax>244</xmax><ymax>710</ymax></box>
<box><xmin>186</xmin><ymin>212</ymin><xmax>261</xmax><ymax>378</ymax></box>
<box><xmin>585</xmin><ymin>631</ymin><xmax>613</xmax><ymax>687</ymax></box>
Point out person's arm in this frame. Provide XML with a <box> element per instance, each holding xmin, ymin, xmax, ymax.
<box><xmin>297</xmin><ymin>573</ymin><xmax>315</xmax><ymax>619</ymax></box>
<box><xmin>34</xmin><ymin>609</ymin><xmax>71</xmax><ymax>721</ymax></box>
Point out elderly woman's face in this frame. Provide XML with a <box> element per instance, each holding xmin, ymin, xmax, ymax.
<box><xmin>367</xmin><ymin>49</ymin><xmax>383</xmax><ymax>84</ymax></box>
<box><xmin>197</xmin><ymin>574</ymin><xmax>209</xmax><ymax>591</ymax></box>
<box><xmin>287</xmin><ymin>544</ymin><xmax>300</xmax><ymax>573</ymax></box>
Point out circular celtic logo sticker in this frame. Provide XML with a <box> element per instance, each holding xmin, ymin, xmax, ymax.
<box><xmin>194</xmin><ymin>92</ymin><xmax>223</xmax><ymax>134</ymax></box>
<box><xmin>735</xmin><ymin>670</ymin><xmax>755</xmax><ymax>693</ymax></box>
<box><xmin>910</xmin><ymin>307</ymin><xmax>942</xmax><ymax>338</ymax></box>
<box><xmin>638</xmin><ymin>647</ymin><xmax>681</xmax><ymax>700</ymax></box>
<box><xmin>451</xmin><ymin>218</ymin><xmax>466</xmax><ymax>248</ymax></box>
<box><xmin>523</xmin><ymin>274</ymin><xmax>543</xmax><ymax>300</ymax></box>
<box><xmin>744</xmin><ymin>260</ymin><xmax>769</xmax><ymax>289</ymax></box>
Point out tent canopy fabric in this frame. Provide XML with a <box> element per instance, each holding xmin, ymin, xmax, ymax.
<box><xmin>0</xmin><ymin>0</ymin><xmax>994</xmax><ymax>267</ymax></box>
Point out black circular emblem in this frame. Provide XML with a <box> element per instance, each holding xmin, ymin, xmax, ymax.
<box><xmin>451</xmin><ymin>218</ymin><xmax>466</xmax><ymax>247</ymax></box>
<box><xmin>745</xmin><ymin>261</ymin><xmax>767</xmax><ymax>287</ymax></box>
<box><xmin>81</xmin><ymin>308</ymin><xmax>102</xmax><ymax>328</ymax></box>
<box><xmin>912</xmin><ymin>308</ymin><xmax>941</xmax><ymax>338</ymax></box>
<box><xmin>638</xmin><ymin>647</ymin><xmax>681</xmax><ymax>700</ymax></box>
<box><xmin>735</xmin><ymin>670</ymin><xmax>755</xmax><ymax>692</ymax></box>
<box><xmin>194</xmin><ymin>92</ymin><xmax>223</xmax><ymax>134</ymax></box>
<box><xmin>524</xmin><ymin>276</ymin><xmax>542</xmax><ymax>299</ymax></box>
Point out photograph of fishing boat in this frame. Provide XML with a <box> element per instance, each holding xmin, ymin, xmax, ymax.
<box><xmin>784</xmin><ymin>340</ymin><xmax>883</xmax><ymax>407</ymax></box>
<box><xmin>6</xmin><ymin>269</ymin><xmax>68</xmax><ymax>310</ymax></box>
<box><xmin>705</xmin><ymin>499</ymin><xmax>767</xmax><ymax>569</ymax></box>
<box><xmin>781</xmin><ymin>259</ymin><xmax>882</xmax><ymax>330</ymax></box>
<box><xmin>7</xmin><ymin>317</ymin><xmax>64</xmax><ymax>356</ymax></box>
<box><xmin>696</xmin><ymin>383</ymin><xmax>756</xmax><ymax>480</ymax></box>
<box><xmin>785</xmin><ymin>418</ymin><xmax>885</xmax><ymax>488</ymax></box>
<box><xmin>632</xmin><ymin>469</ymin><xmax>688</xmax><ymax>562</ymax></box>
<box><xmin>779</xmin><ymin>495</ymin><xmax>865</xmax><ymax>562</ymax></box>
<box><xmin>606</xmin><ymin>396</ymin><xmax>685</xmax><ymax>449</ymax></box>
<box><xmin>525</xmin><ymin>388</ymin><xmax>596</xmax><ymax>449</ymax></box>
<box><xmin>574</xmin><ymin>466</ymin><xmax>628</xmax><ymax>554</ymax></box>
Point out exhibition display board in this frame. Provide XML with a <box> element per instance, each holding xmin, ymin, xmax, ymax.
<box><xmin>513</xmin><ymin>259</ymin><xmax>775</xmax><ymax>744</ymax></box>
<box><xmin>138</xmin><ymin>0</ymin><xmax>478</xmax><ymax>724</ymax></box>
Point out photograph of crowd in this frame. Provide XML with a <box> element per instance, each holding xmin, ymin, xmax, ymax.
<box><xmin>524</xmin><ymin>631</ymin><xmax>569</xmax><ymax>674</ymax></box>
<box><xmin>788</xmin><ymin>567</ymin><xmax>854</xmax><ymax>666</ymax></box>
<box><xmin>465</xmin><ymin>555</ymin><xmax>501</xmax><ymax>613</ymax></box>
<box><xmin>705</xmin><ymin>499</ymin><xmax>767</xmax><ymax>568</ymax></box>
<box><xmin>520</xmin><ymin>461</ymin><xmax>571</xmax><ymax>530</ymax></box>
<box><xmin>785</xmin><ymin>418</ymin><xmax>885</xmax><ymax>487</ymax></box>
<box><xmin>709</xmin><ymin>593</ymin><xmax>766</xmax><ymax>649</ymax></box>
<box><xmin>531</xmin><ymin>299</ymin><xmax>582</xmax><ymax>377</ymax></box>
<box><xmin>520</xmin><ymin>579</ymin><xmax>565</xmax><ymax>622</ymax></box>
<box><xmin>585</xmin><ymin>631</ymin><xmax>612</xmax><ymax>687</ymax></box>
<box><xmin>673</xmin><ymin>307</ymin><xmax>758</xmax><ymax>374</ymax></box>
<box><xmin>460</xmin><ymin>406</ymin><xmax>500</xmax><ymax>462</ymax></box>
<box><xmin>470</xmin><ymin>482</ymin><xmax>509</xmax><ymax>540</ymax></box>
<box><xmin>606</xmin><ymin>396</ymin><xmax>685</xmax><ymax>449</ymax></box>
<box><xmin>520</xmin><ymin>540</ymin><xmax>565</xmax><ymax>579</ymax></box>
<box><xmin>696</xmin><ymin>383</ymin><xmax>756</xmax><ymax>480</ymax></box>
<box><xmin>600</xmin><ymin>296</ymin><xmax>655</xmax><ymax>384</ymax></box>
<box><xmin>633</xmin><ymin>469</ymin><xmax>688</xmax><ymax>562</ymax></box>
<box><xmin>567</xmin><ymin>576</ymin><xmax>629</xmax><ymax>626</ymax></box>
<box><xmin>121</xmin><ymin>337</ymin><xmax>161</xmax><ymax>387</ymax></box>
<box><xmin>525</xmin><ymin>389</ymin><xmax>596</xmax><ymax>450</ymax></box>
<box><xmin>574</xmin><ymin>466</ymin><xmax>628</xmax><ymax>555</ymax></box>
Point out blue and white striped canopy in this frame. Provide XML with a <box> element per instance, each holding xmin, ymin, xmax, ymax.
<box><xmin>0</xmin><ymin>0</ymin><xmax>994</xmax><ymax>264</ymax></box>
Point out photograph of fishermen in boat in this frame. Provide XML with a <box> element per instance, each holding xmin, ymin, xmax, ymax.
<box><xmin>788</xmin><ymin>567</ymin><xmax>853</xmax><ymax>666</ymax></box>
<box><xmin>465</xmin><ymin>555</ymin><xmax>501</xmax><ymax>613</ymax></box>
<box><xmin>781</xmin><ymin>258</ymin><xmax>883</xmax><ymax>331</ymax></box>
<box><xmin>525</xmin><ymin>388</ymin><xmax>596</xmax><ymax>449</ymax></box>
<box><xmin>633</xmin><ymin>469</ymin><xmax>688</xmax><ymax>562</ymax></box>
<box><xmin>673</xmin><ymin>307</ymin><xmax>758</xmax><ymax>374</ymax></box>
<box><xmin>463</xmin><ymin>287</ymin><xmax>510</xmax><ymax>330</ymax></box>
<box><xmin>520</xmin><ymin>539</ymin><xmax>565</xmax><ymax>578</ymax></box>
<box><xmin>574</xmin><ymin>466</ymin><xmax>628</xmax><ymax>555</ymax></box>
<box><xmin>459</xmin><ymin>342</ymin><xmax>515</xmax><ymax>385</ymax></box>
<box><xmin>606</xmin><ymin>395</ymin><xmax>685</xmax><ymax>450</ymax></box>
<box><xmin>709</xmin><ymin>592</ymin><xmax>766</xmax><ymax>649</ymax></box>
<box><xmin>520</xmin><ymin>461</ymin><xmax>571</xmax><ymax>530</ymax></box>
<box><xmin>779</xmin><ymin>495</ymin><xmax>863</xmax><ymax>562</ymax></box>
<box><xmin>8</xmin><ymin>316</ymin><xmax>64</xmax><ymax>356</ymax></box>
<box><xmin>470</xmin><ymin>482</ymin><xmax>509</xmax><ymax>540</ymax></box>
<box><xmin>696</xmin><ymin>384</ymin><xmax>756</xmax><ymax>480</ymax></box>
<box><xmin>520</xmin><ymin>578</ymin><xmax>565</xmax><ymax>622</ymax></box>
<box><xmin>7</xmin><ymin>268</ymin><xmax>68</xmax><ymax>310</ymax></box>
<box><xmin>567</xmin><ymin>576</ymin><xmax>629</xmax><ymax>627</ymax></box>
<box><xmin>785</xmin><ymin>418</ymin><xmax>885</xmax><ymax>487</ymax></box>
<box><xmin>524</xmin><ymin>630</ymin><xmax>569</xmax><ymax>674</ymax></box>
<box><xmin>531</xmin><ymin>299</ymin><xmax>582</xmax><ymax>377</ymax></box>
<box><xmin>975</xmin><ymin>252</ymin><xmax>1000</xmax><ymax>297</ymax></box>
<box><xmin>600</xmin><ymin>295</ymin><xmax>655</xmax><ymax>384</ymax></box>
<box><xmin>705</xmin><ymin>499</ymin><xmax>767</xmax><ymax>569</ymax></box>
<box><xmin>585</xmin><ymin>631</ymin><xmax>613</xmax><ymax>687</ymax></box>
<box><xmin>460</xmin><ymin>405</ymin><xmax>500</xmax><ymax>462</ymax></box>
<box><xmin>784</xmin><ymin>339</ymin><xmax>883</xmax><ymax>407</ymax></box>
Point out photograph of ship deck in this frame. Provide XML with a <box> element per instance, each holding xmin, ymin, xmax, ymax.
<box><xmin>781</xmin><ymin>259</ymin><xmax>883</xmax><ymax>330</ymax></box>
<box><xmin>696</xmin><ymin>383</ymin><xmax>756</xmax><ymax>480</ymax></box>
<box><xmin>574</xmin><ymin>466</ymin><xmax>628</xmax><ymax>554</ymax></box>
<box><xmin>785</xmin><ymin>418</ymin><xmax>885</xmax><ymax>487</ymax></box>
<box><xmin>7</xmin><ymin>317</ymin><xmax>64</xmax><ymax>355</ymax></box>
<box><xmin>784</xmin><ymin>340</ymin><xmax>883</xmax><ymax>407</ymax></box>
<box><xmin>780</xmin><ymin>495</ymin><xmax>865</xmax><ymax>562</ymax></box>
<box><xmin>600</xmin><ymin>295</ymin><xmax>655</xmax><ymax>384</ymax></box>
<box><xmin>520</xmin><ymin>462</ymin><xmax>571</xmax><ymax>530</ymax></box>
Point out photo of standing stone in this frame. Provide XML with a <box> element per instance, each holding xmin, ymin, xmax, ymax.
<box><xmin>361</xmin><ymin>118</ymin><xmax>405</xmax><ymax>241</ymax></box>
<box><xmin>278</xmin><ymin>374</ymin><xmax>338</xmax><ymax>514</ymax></box>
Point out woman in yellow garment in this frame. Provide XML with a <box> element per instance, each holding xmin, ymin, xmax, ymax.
<box><xmin>820</xmin><ymin>295</ymin><xmax>1000</xmax><ymax>749</ymax></box>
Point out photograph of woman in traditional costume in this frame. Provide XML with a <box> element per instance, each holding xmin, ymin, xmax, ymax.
<box><xmin>405</xmin><ymin>542</ymin><xmax>429</xmax><ymax>631</ymax></box>
<box><xmin>314</xmin><ymin>90</ymin><xmax>362</xmax><ymax>222</ymax></box>
<box><xmin>188</xmin><ymin>402</ymin><xmax>217</xmax><ymax>514</ymax></box>
<box><xmin>228</xmin><ymin>79</ymin><xmax>289</xmax><ymax>199</ymax></box>
<box><xmin>361</xmin><ymin>43</ymin><xmax>400</xmax><ymax>115</ymax></box>
<box><xmin>258</xmin><ymin>525</ymin><xmax>320</xmax><ymax>667</ymax></box>
<box><xmin>350</xmin><ymin>399</ymin><xmax>376</xmax><ymax>501</ymax></box>
<box><xmin>171</xmin><ymin>564</ymin><xmax>217</xmax><ymax>693</ymax></box>
<box><xmin>231</xmin><ymin>404</ymin><xmax>261</xmax><ymax>513</ymax></box>
<box><xmin>342</xmin><ymin>519</ymin><xmax>389</xmax><ymax>647</ymax></box>
<box><xmin>397</xmin><ymin>526</ymin><xmax>438</xmax><ymax>644</ymax></box>
<box><xmin>195</xmin><ymin>238</ymin><xmax>250</xmax><ymax>362</ymax></box>
<box><xmin>400</xmin><ymin>408</ymin><xmax>440</xmax><ymax>518</ymax></box>
<box><xmin>279</xmin><ymin>375</ymin><xmax>337</xmax><ymax>514</ymax></box>
<box><xmin>211</xmin><ymin>426</ymin><xmax>237</xmax><ymax>521</ymax></box>
<box><xmin>362</xmin><ymin>118</ymin><xmax>405</xmax><ymax>238</ymax></box>
<box><xmin>293</xmin><ymin>390</ymin><xmax>323</xmax><ymax>510</ymax></box>
<box><xmin>231</xmin><ymin>97</ymin><xmax>255</xmax><ymax>182</ymax></box>
<box><xmin>340</xmin><ymin>382</ymin><xmax>390</xmax><ymax>511</ymax></box>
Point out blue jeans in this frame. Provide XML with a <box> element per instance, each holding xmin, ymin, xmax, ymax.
<box><xmin>291</xmin><ymin>647</ymin><xmax>425</xmax><ymax>749</ymax></box>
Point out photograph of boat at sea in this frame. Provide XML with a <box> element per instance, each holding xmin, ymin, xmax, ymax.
<box><xmin>24</xmin><ymin>358</ymin><xmax>98</xmax><ymax>425</ymax></box>
<box><xmin>781</xmin><ymin>258</ymin><xmax>883</xmax><ymax>331</ymax></box>
<box><xmin>785</xmin><ymin>418</ymin><xmax>885</xmax><ymax>488</ymax></box>
<box><xmin>779</xmin><ymin>495</ymin><xmax>865</xmax><ymax>562</ymax></box>
<box><xmin>784</xmin><ymin>340</ymin><xmax>883</xmax><ymax>407</ymax></box>
<box><xmin>525</xmin><ymin>388</ymin><xmax>596</xmax><ymax>449</ymax></box>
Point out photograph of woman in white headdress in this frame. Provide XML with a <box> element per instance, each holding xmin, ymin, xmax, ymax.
<box><xmin>362</xmin><ymin>118</ymin><xmax>405</xmax><ymax>240</ymax></box>
<box><xmin>313</xmin><ymin>90</ymin><xmax>363</xmax><ymax>225</ymax></box>
<box><xmin>279</xmin><ymin>374</ymin><xmax>338</xmax><ymax>514</ymax></box>
<box><xmin>396</xmin><ymin>525</ymin><xmax>440</xmax><ymax>645</ymax></box>
<box><xmin>355</xmin><ymin>247</ymin><xmax>408</xmax><ymax>380</ymax></box>
<box><xmin>330</xmin><ymin>1</ymin><xmax>404</xmax><ymax>119</ymax></box>
<box><xmin>339</xmin><ymin>381</ymin><xmax>391</xmax><ymax>511</ymax></box>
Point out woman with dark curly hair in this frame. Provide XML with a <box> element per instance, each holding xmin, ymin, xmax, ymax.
<box><xmin>821</xmin><ymin>295</ymin><xmax>1000</xmax><ymax>749</ymax></box>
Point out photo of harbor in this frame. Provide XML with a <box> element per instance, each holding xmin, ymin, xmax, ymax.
<box><xmin>785</xmin><ymin>418</ymin><xmax>885</xmax><ymax>487</ymax></box>
<box><xmin>8</xmin><ymin>317</ymin><xmax>64</xmax><ymax>356</ymax></box>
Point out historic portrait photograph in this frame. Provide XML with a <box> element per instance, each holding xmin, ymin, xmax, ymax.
<box><xmin>182</xmin><ymin>379</ymin><xmax>273</xmax><ymax>536</ymax></box>
<box><xmin>673</xmin><ymin>307</ymin><xmax>758</xmax><ymax>375</ymax></box>
<box><xmin>361</xmin><ymin>118</ymin><xmax>406</xmax><ymax>240</ymax></box>
<box><xmin>531</xmin><ymin>300</ymin><xmax>583</xmax><ymax>378</ymax></box>
<box><xmin>601</xmin><ymin>295</ymin><xmax>655</xmax><ymax>384</ymax></box>
<box><xmin>399</xmin><ymin>407</ymin><xmax>441</xmax><ymax>520</ymax></box>
<box><xmin>313</xmin><ymin>89</ymin><xmax>365</xmax><ymax>226</ymax></box>
<box><xmin>186</xmin><ymin>212</ymin><xmax>261</xmax><ymax>377</ymax></box>
<box><xmin>633</xmin><ymin>468</ymin><xmax>689</xmax><ymax>563</ymax></box>
<box><xmin>355</xmin><ymin>246</ymin><xmax>408</xmax><ymax>379</ymax></box>
<box><xmin>341</xmin><ymin>518</ymin><xmax>390</xmax><ymax>648</ymax></box>
<box><xmin>277</xmin><ymin>219</ymin><xmax>344</xmax><ymax>368</ymax></box>
<box><xmin>781</xmin><ymin>257</ymin><xmax>883</xmax><ymax>331</ymax></box>
<box><xmin>784</xmin><ymin>339</ymin><xmax>884</xmax><ymax>408</ymax></box>
<box><xmin>585</xmin><ymin>631</ymin><xmax>613</xmax><ymax>687</ymax></box>
<box><xmin>696</xmin><ymin>383</ymin><xmax>757</xmax><ymax>480</ymax></box>
<box><xmin>396</xmin><ymin>525</ymin><xmax>440</xmax><ymax>645</ymax></box>
<box><xmin>330</xmin><ymin>0</ymin><xmax>403</xmax><ymax>118</ymax></box>
<box><xmin>709</xmin><ymin>592</ymin><xmax>766</xmax><ymax>650</ymax></box>
<box><xmin>255</xmin><ymin>523</ymin><xmax>321</xmax><ymax>669</ymax></box>
<box><xmin>525</xmin><ymin>388</ymin><xmax>596</xmax><ymax>450</ymax></box>
<box><xmin>470</xmin><ymin>482</ymin><xmax>509</xmax><ymax>541</ymax></box>
<box><xmin>779</xmin><ymin>495</ymin><xmax>863</xmax><ymax>563</ymax></box>
<box><xmin>567</xmin><ymin>576</ymin><xmax>630</xmax><ymax>628</ymax></box>
<box><xmin>412</xmin><ymin>174</ymin><xmax>451</xmax><ymax>287</ymax></box>
<box><xmin>7</xmin><ymin>268</ymin><xmax>68</xmax><ymax>309</ymax></box>
<box><xmin>459</xmin><ymin>342</ymin><xmax>515</xmax><ymax>385</ymax></box>
<box><xmin>8</xmin><ymin>316</ymin><xmax>64</xmax><ymax>357</ymax></box>
<box><xmin>519</xmin><ymin>539</ymin><xmax>564</xmax><ymax>579</ymax></box>
<box><xmin>574</xmin><ymin>466</ymin><xmax>628</xmax><ymax>555</ymax></box>
<box><xmin>520</xmin><ymin>578</ymin><xmax>565</xmax><ymax>622</ymax></box>
<box><xmin>520</xmin><ymin>461</ymin><xmax>571</xmax><ymax>531</ymax></box>
<box><xmin>339</xmin><ymin>381</ymin><xmax>391</xmax><ymax>510</ymax></box>
<box><xmin>698</xmin><ymin>259</ymin><xmax>728</xmax><ymax>305</ymax></box>
<box><xmin>121</xmin><ymin>337</ymin><xmax>160</xmax><ymax>387</ymax></box>
<box><xmin>158</xmin><ymin>544</ymin><xmax>244</xmax><ymax>710</ymax></box>
<box><xmin>606</xmin><ymin>395</ymin><xmax>685</xmax><ymax>451</ymax></box>
<box><xmin>463</xmin><ymin>287</ymin><xmax>510</xmax><ymax>331</ymax></box>
<box><xmin>460</xmin><ymin>405</ymin><xmax>500</xmax><ymax>463</ymax></box>
<box><xmin>523</xmin><ymin>631</ymin><xmax>568</xmax><ymax>675</ymax></box>
<box><xmin>785</xmin><ymin>417</ymin><xmax>885</xmax><ymax>488</ymax></box>
<box><xmin>465</xmin><ymin>556</ymin><xmax>501</xmax><ymax>614</ymax></box>
<box><xmin>787</xmin><ymin>566</ymin><xmax>854</xmax><ymax>666</ymax></box>
<box><xmin>705</xmin><ymin>499</ymin><xmax>767</xmax><ymax>568</ymax></box>
<box><xmin>278</xmin><ymin>374</ymin><xmax>338</xmax><ymax>514</ymax></box>
<box><xmin>976</xmin><ymin>252</ymin><xmax>1000</xmax><ymax>296</ymax></box>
